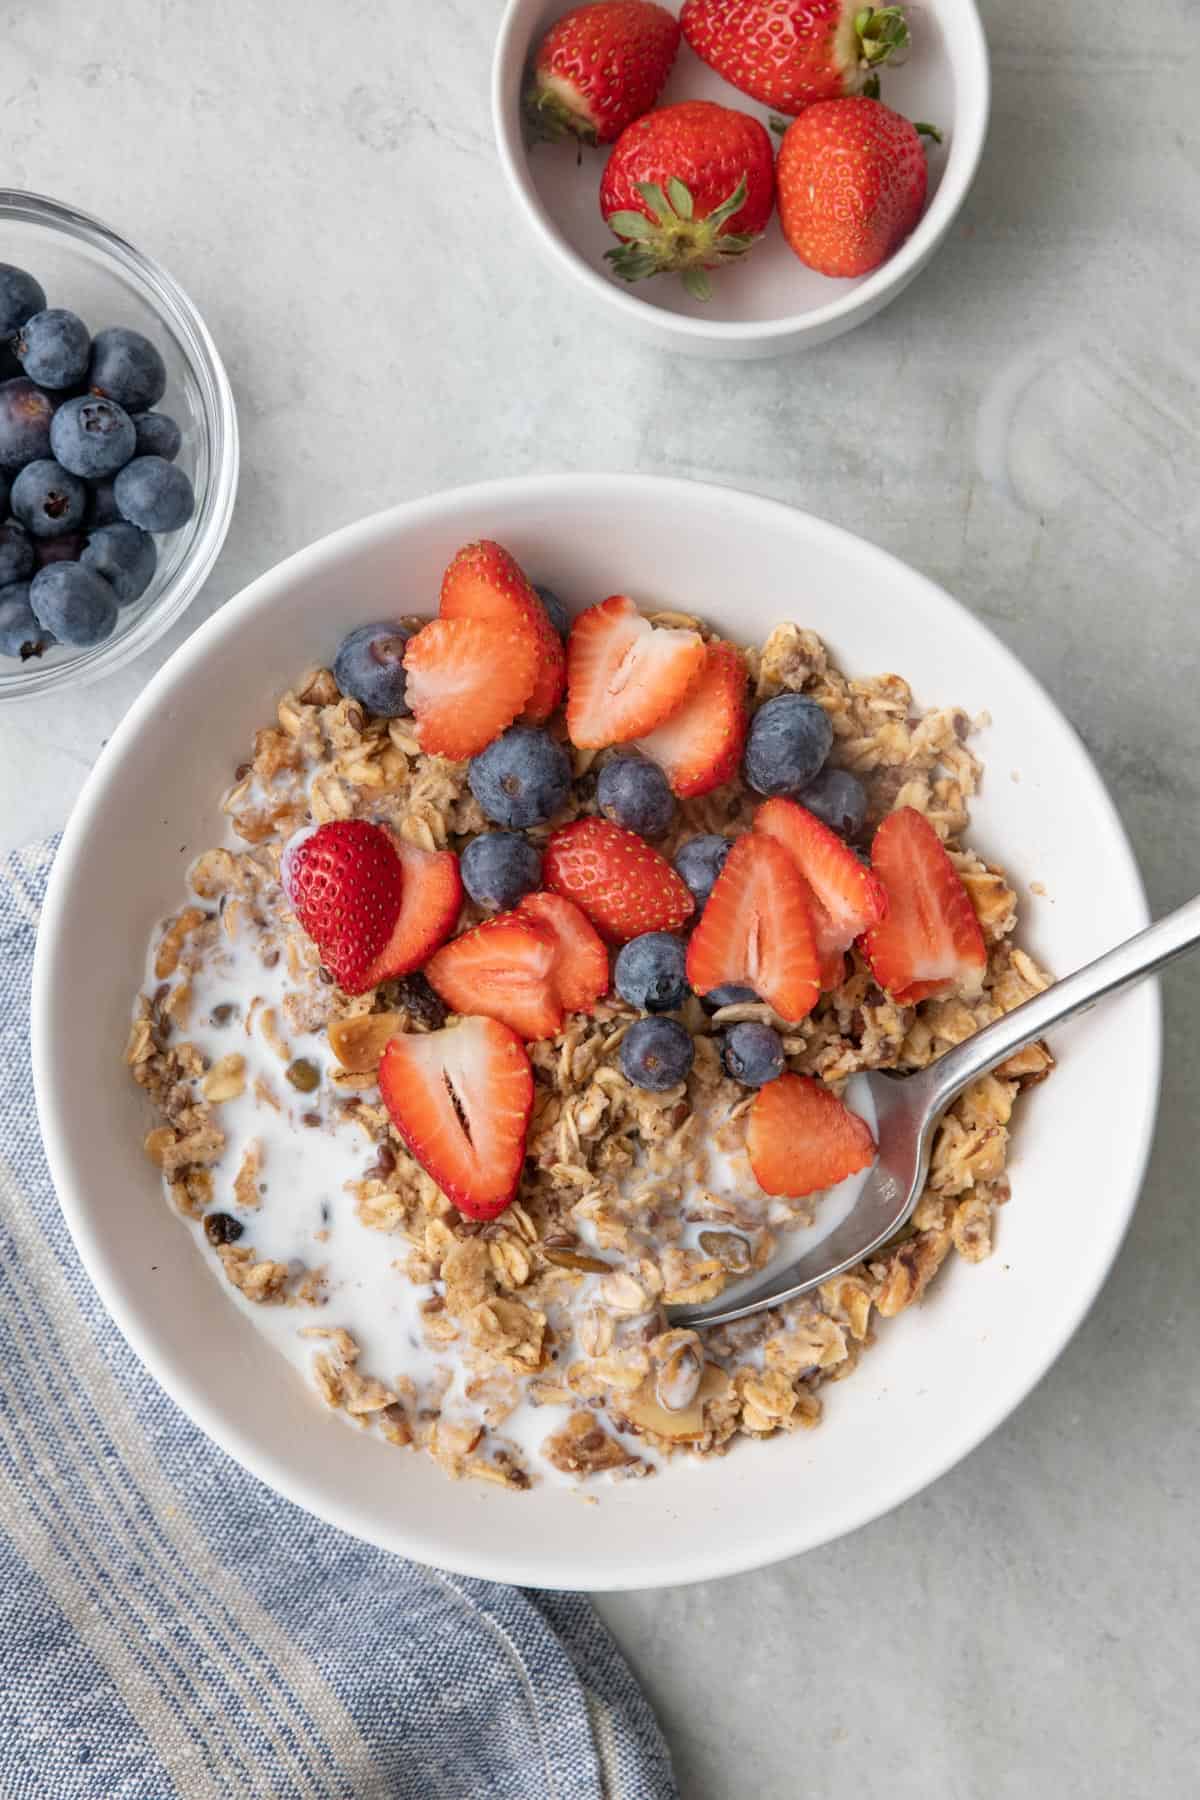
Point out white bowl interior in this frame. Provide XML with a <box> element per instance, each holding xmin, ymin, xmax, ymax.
<box><xmin>34</xmin><ymin>475</ymin><xmax>1157</xmax><ymax>1590</ymax></box>
<box><xmin>493</xmin><ymin>0</ymin><xmax>989</xmax><ymax>344</ymax></box>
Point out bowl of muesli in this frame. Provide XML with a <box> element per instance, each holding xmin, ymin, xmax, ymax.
<box><xmin>32</xmin><ymin>474</ymin><xmax>1159</xmax><ymax>1590</ymax></box>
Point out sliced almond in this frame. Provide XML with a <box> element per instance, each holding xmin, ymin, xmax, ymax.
<box><xmin>618</xmin><ymin>1364</ymin><xmax>731</xmax><ymax>1443</ymax></box>
<box><xmin>328</xmin><ymin>1011</ymin><xmax>402</xmax><ymax>1074</ymax></box>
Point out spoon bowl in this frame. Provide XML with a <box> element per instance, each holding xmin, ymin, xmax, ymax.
<box><xmin>674</xmin><ymin>891</ymin><xmax>1200</xmax><ymax>1332</ymax></box>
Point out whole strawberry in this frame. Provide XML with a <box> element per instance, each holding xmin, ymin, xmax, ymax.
<box><xmin>600</xmin><ymin>101</ymin><xmax>775</xmax><ymax>299</ymax></box>
<box><xmin>680</xmin><ymin>0</ymin><xmax>909</xmax><ymax>115</ymax></box>
<box><xmin>777</xmin><ymin>96</ymin><xmax>933</xmax><ymax>277</ymax></box>
<box><xmin>526</xmin><ymin>1</ymin><xmax>681</xmax><ymax>146</ymax></box>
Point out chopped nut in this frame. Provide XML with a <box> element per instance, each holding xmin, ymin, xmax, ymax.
<box><xmin>154</xmin><ymin>907</ymin><xmax>206</xmax><ymax>979</ymax></box>
<box><xmin>327</xmin><ymin>1011</ymin><xmax>401</xmax><ymax>1073</ymax></box>
<box><xmin>201</xmin><ymin>1053</ymin><xmax>246</xmax><ymax>1103</ymax></box>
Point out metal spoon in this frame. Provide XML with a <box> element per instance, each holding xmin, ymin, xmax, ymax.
<box><xmin>671</xmin><ymin>893</ymin><xmax>1200</xmax><ymax>1332</ymax></box>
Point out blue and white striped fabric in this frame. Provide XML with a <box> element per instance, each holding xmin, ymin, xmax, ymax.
<box><xmin>0</xmin><ymin>841</ymin><xmax>677</xmax><ymax>1800</ymax></box>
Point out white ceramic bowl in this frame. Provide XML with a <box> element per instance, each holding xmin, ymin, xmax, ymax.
<box><xmin>33</xmin><ymin>475</ymin><xmax>1158</xmax><ymax>1591</ymax></box>
<box><xmin>492</xmin><ymin>1</ymin><xmax>990</xmax><ymax>358</ymax></box>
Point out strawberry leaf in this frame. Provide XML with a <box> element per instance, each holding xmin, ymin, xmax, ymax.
<box><xmin>636</xmin><ymin>181</ymin><xmax>672</xmax><ymax>223</ymax></box>
<box><xmin>704</xmin><ymin>176</ymin><xmax>749</xmax><ymax>232</ymax></box>
<box><xmin>607</xmin><ymin>210</ymin><xmax>657</xmax><ymax>241</ymax></box>
<box><xmin>681</xmin><ymin>267</ymin><xmax>713</xmax><ymax>302</ymax></box>
<box><xmin>667</xmin><ymin>177</ymin><xmax>694</xmax><ymax>220</ymax></box>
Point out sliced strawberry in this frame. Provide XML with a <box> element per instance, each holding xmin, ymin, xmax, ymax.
<box><xmin>518</xmin><ymin>890</ymin><xmax>610</xmax><ymax>1013</ymax></box>
<box><xmin>403</xmin><ymin>616</ymin><xmax>538</xmax><ymax>759</ymax></box>
<box><xmin>634</xmin><ymin>640</ymin><xmax>748</xmax><ymax>798</ymax></box>
<box><xmin>281</xmin><ymin>819</ymin><xmax>404</xmax><ymax>995</ymax></box>
<box><xmin>753</xmin><ymin>797</ymin><xmax>887</xmax><ymax>990</ymax></box>
<box><xmin>425</xmin><ymin>912</ymin><xmax>563</xmax><ymax>1041</ymax></box>
<box><xmin>379</xmin><ymin>1016</ymin><xmax>533</xmax><ymax>1221</ymax></box>
<box><xmin>747</xmin><ymin>1073</ymin><xmax>876</xmax><ymax>1199</ymax></box>
<box><xmin>439</xmin><ymin>539</ymin><xmax>566</xmax><ymax>724</ymax></box>
<box><xmin>685</xmin><ymin>832</ymin><xmax>820</xmax><ymax>1022</ymax></box>
<box><xmin>364</xmin><ymin>838</ymin><xmax>463</xmax><ymax>985</ymax></box>
<box><xmin>566</xmin><ymin>595</ymin><xmax>705</xmax><ymax>748</ymax></box>
<box><xmin>542</xmin><ymin>817</ymin><xmax>694</xmax><ymax>943</ymax></box>
<box><xmin>862</xmin><ymin>806</ymin><xmax>987</xmax><ymax>1004</ymax></box>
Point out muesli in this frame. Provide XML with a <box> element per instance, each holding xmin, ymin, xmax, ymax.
<box><xmin>128</xmin><ymin>541</ymin><xmax>1052</xmax><ymax>1490</ymax></box>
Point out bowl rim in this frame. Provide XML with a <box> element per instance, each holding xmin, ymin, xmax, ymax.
<box><xmin>32</xmin><ymin>474</ymin><xmax>1161</xmax><ymax>1588</ymax></box>
<box><xmin>0</xmin><ymin>187</ymin><xmax>239</xmax><ymax>700</ymax></box>
<box><xmin>491</xmin><ymin>0</ymin><xmax>992</xmax><ymax>345</ymax></box>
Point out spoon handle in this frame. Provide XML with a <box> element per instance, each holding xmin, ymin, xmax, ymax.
<box><xmin>921</xmin><ymin>891</ymin><xmax>1200</xmax><ymax>1118</ymax></box>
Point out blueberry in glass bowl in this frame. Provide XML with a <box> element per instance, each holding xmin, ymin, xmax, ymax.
<box><xmin>0</xmin><ymin>190</ymin><xmax>237</xmax><ymax>703</ymax></box>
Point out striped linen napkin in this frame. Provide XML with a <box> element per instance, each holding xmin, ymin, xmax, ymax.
<box><xmin>0</xmin><ymin>840</ymin><xmax>677</xmax><ymax>1800</ymax></box>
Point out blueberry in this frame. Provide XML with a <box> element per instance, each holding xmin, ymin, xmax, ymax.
<box><xmin>0</xmin><ymin>265</ymin><xmax>47</xmax><ymax>340</ymax></box>
<box><xmin>131</xmin><ymin>410</ymin><xmax>182</xmax><ymax>461</ymax></box>
<box><xmin>30</xmin><ymin>561</ymin><xmax>117</xmax><ymax>647</ymax></box>
<box><xmin>721</xmin><ymin>1021</ymin><xmax>784</xmax><ymax>1087</ymax></box>
<box><xmin>620</xmin><ymin>1016</ymin><xmax>694</xmax><ymax>1091</ymax></box>
<box><xmin>50</xmin><ymin>395</ymin><xmax>137</xmax><ymax>479</ymax></box>
<box><xmin>81</xmin><ymin>522</ymin><xmax>157</xmax><ymax>604</ymax></box>
<box><xmin>35</xmin><ymin>531</ymin><xmax>83</xmax><ymax>568</ymax></box>
<box><xmin>13</xmin><ymin>309</ymin><xmax>91</xmax><ymax>389</ymax></box>
<box><xmin>468</xmin><ymin>726</ymin><xmax>571</xmax><ymax>828</ymax></box>
<box><xmin>673</xmin><ymin>834</ymin><xmax>732</xmax><ymax>907</ymax></box>
<box><xmin>0</xmin><ymin>583</ymin><xmax>53</xmax><ymax>660</ymax></box>
<box><xmin>460</xmin><ymin>832</ymin><xmax>542</xmax><ymax>912</ymax></box>
<box><xmin>113</xmin><ymin>455</ymin><xmax>194</xmax><ymax>532</ymax></box>
<box><xmin>597</xmin><ymin>756</ymin><xmax>674</xmax><ymax>839</ymax></box>
<box><xmin>701</xmin><ymin>984</ymin><xmax>759</xmax><ymax>1012</ymax></box>
<box><xmin>0</xmin><ymin>343</ymin><xmax>21</xmax><ymax>382</ymax></box>
<box><xmin>10</xmin><ymin>460</ymin><xmax>88</xmax><ymax>538</ymax></box>
<box><xmin>614</xmin><ymin>932</ymin><xmax>689</xmax><ymax>1013</ymax></box>
<box><xmin>0</xmin><ymin>378</ymin><xmax>54</xmax><ymax>468</ymax></box>
<box><xmin>87</xmin><ymin>480</ymin><xmax>121</xmax><ymax>527</ymax></box>
<box><xmin>799</xmin><ymin>766</ymin><xmax>868</xmax><ymax>839</ymax></box>
<box><xmin>88</xmin><ymin>326</ymin><xmax>167</xmax><ymax>411</ymax></box>
<box><xmin>333</xmin><ymin>620</ymin><xmax>411</xmax><ymax>717</ymax></box>
<box><xmin>743</xmin><ymin>694</ymin><xmax>833</xmax><ymax>796</ymax></box>
<box><xmin>533</xmin><ymin>582</ymin><xmax>570</xmax><ymax>640</ymax></box>
<box><xmin>0</xmin><ymin>520</ymin><xmax>33</xmax><ymax>586</ymax></box>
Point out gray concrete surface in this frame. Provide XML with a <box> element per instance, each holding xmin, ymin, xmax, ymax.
<box><xmin>1</xmin><ymin>2</ymin><xmax>1196</xmax><ymax>1794</ymax></box>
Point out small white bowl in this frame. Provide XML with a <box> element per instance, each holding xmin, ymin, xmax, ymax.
<box><xmin>492</xmin><ymin>0</ymin><xmax>990</xmax><ymax>358</ymax></box>
<box><xmin>33</xmin><ymin>474</ymin><xmax>1158</xmax><ymax>1591</ymax></box>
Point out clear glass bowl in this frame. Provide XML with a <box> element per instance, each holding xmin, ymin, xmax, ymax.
<box><xmin>0</xmin><ymin>190</ymin><xmax>238</xmax><ymax>702</ymax></box>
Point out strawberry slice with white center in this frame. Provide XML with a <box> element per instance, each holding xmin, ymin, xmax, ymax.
<box><xmin>566</xmin><ymin>594</ymin><xmax>706</xmax><ymax>748</ymax></box>
<box><xmin>861</xmin><ymin>806</ymin><xmax>987</xmax><ymax>1004</ymax></box>
<box><xmin>635</xmin><ymin>639</ymin><xmax>748</xmax><ymax>797</ymax></box>
<box><xmin>753</xmin><ymin>796</ymin><xmax>887</xmax><ymax>989</ymax></box>
<box><xmin>365</xmin><ymin>837</ymin><xmax>463</xmax><ymax>984</ymax></box>
<box><xmin>403</xmin><ymin>616</ymin><xmax>538</xmax><ymax>759</ymax></box>
<box><xmin>517</xmin><ymin>890</ymin><xmax>610</xmax><ymax>1013</ymax></box>
<box><xmin>425</xmin><ymin>911</ymin><xmax>564</xmax><ymax>1041</ymax></box>
<box><xmin>747</xmin><ymin>1073</ymin><xmax>876</xmax><ymax>1198</ymax></box>
<box><xmin>685</xmin><ymin>831</ymin><xmax>820</xmax><ymax>1022</ymax></box>
<box><xmin>379</xmin><ymin>1016</ymin><xmax>533</xmax><ymax>1221</ymax></box>
<box><xmin>281</xmin><ymin>819</ymin><xmax>405</xmax><ymax>995</ymax></box>
<box><xmin>439</xmin><ymin>539</ymin><xmax>566</xmax><ymax>724</ymax></box>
